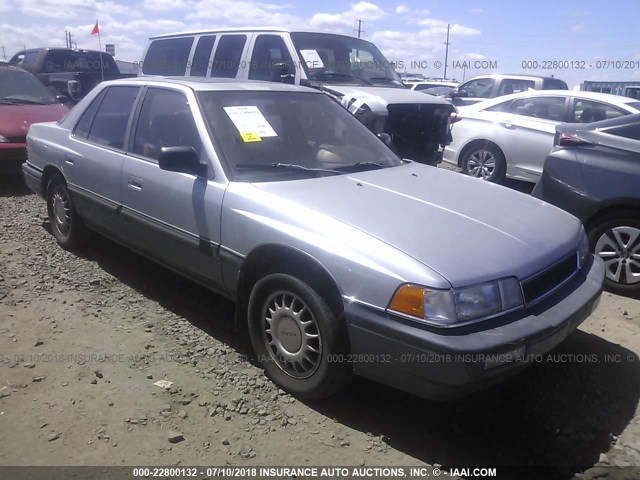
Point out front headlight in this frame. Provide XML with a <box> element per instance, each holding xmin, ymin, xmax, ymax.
<box><xmin>388</xmin><ymin>277</ymin><xmax>524</xmax><ymax>327</ymax></box>
<box><xmin>578</xmin><ymin>226</ymin><xmax>590</xmax><ymax>268</ymax></box>
<box><xmin>0</xmin><ymin>135</ymin><xmax>9</xmax><ymax>143</ymax></box>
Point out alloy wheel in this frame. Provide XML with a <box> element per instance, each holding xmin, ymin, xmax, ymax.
<box><xmin>595</xmin><ymin>226</ymin><xmax>640</xmax><ymax>285</ymax></box>
<box><xmin>466</xmin><ymin>149</ymin><xmax>496</xmax><ymax>179</ymax></box>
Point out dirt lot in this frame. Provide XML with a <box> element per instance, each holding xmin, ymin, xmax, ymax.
<box><xmin>1</xmin><ymin>171</ymin><xmax>639</xmax><ymax>480</ymax></box>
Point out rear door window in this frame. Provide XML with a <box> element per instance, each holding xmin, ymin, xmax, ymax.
<box><xmin>87</xmin><ymin>86</ymin><xmax>141</xmax><ymax>150</ymax></box>
<box><xmin>73</xmin><ymin>88</ymin><xmax>107</xmax><ymax>138</ymax></box>
<box><xmin>190</xmin><ymin>36</ymin><xmax>216</xmax><ymax>77</ymax></box>
<box><xmin>143</xmin><ymin>37</ymin><xmax>194</xmax><ymax>76</ymax></box>
<box><xmin>211</xmin><ymin>35</ymin><xmax>246</xmax><ymax>78</ymax></box>
<box><xmin>506</xmin><ymin>96</ymin><xmax>567</xmax><ymax>121</ymax></box>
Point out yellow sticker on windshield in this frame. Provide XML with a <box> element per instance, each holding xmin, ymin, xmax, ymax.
<box><xmin>240</xmin><ymin>132</ymin><xmax>262</xmax><ymax>142</ymax></box>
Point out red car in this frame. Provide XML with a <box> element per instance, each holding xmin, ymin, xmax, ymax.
<box><xmin>0</xmin><ymin>64</ymin><xmax>69</xmax><ymax>172</ymax></box>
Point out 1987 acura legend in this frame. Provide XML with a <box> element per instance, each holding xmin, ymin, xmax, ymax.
<box><xmin>22</xmin><ymin>77</ymin><xmax>604</xmax><ymax>400</ymax></box>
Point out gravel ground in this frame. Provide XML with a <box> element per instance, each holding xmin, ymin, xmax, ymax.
<box><xmin>1</xmin><ymin>170</ymin><xmax>640</xmax><ymax>480</ymax></box>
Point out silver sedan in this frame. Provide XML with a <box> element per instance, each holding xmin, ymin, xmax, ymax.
<box><xmin>23</xmin><ymin>77</ymin><xmax>603</xmax><ymax>400</ymax></box>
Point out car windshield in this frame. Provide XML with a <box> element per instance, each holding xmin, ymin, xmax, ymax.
<box><xmin>197</xmin><ymin>90</ymin><xmax>403</xmax><ymax>182</ymax></box>
<box><xmin>290</xmin><ymin>32</ymin><xmax>404</xmax><ymax>88</ymax></box>
<box><xmin>0</xmin><ymin>66</ymin><xmax>58</xmax><ymax>105</ymax></box>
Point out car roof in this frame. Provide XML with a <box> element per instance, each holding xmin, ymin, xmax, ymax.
<box><xmin>151</xmin><ymin>28</ymin><xmax>362</xmax><ymax>40</ymax></box>
<box><xmin>18</xmin><ymin>47</ymin><xmax>107</xmax><ymax>54</ymax></box>
<box><xmin>462</xmin><ymin>74</ymin><xmax>564</xmax><ymax>82</ymax></box>
<box><xmin>465</xmin><ymin>89</ymin><xmax>640</xmax><ymax>110</ymax></box>
<box><xmin>98</xmin><ymin>76</ymin><xmax>323</xmax><ymax>94</ymax></box>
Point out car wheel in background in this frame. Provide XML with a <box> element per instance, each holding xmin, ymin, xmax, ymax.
<box><xmin>248</xmin><ymin>273</ymin><xmax>351</xmax><ymax>399</ymax></box>
<box><xmin>588</xmin><ymin>213</ymin><xmax>640</xmax><ymax>295</ymax></box>
<box><xmin>46</xmin><ymin>174</ymin><xmax>90</xmax><ymax>249</ymax></box>
<box><xmin>461</xmin><ymin>142</ymin><xmax>506</xmax><ymax>183</ymax></box>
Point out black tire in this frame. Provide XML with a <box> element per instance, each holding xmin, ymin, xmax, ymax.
<box><xmin>46</xmin><ymin>174</ymin><xmax>90</xmax><ymax>249</ymax></box>
<box><xmin>461</xmin><ymin>142</ymin><xmax>506</xmax><ymax>183</ymax></box>
<box><xmin>248</xmin><ymin>273</ymin><xmax>351</xmax><ymax>399</ymax></box>
<box><xmin>588</xmin><ymin>212</ymin><xmax>640</xmax><ymax>295</ymax></box>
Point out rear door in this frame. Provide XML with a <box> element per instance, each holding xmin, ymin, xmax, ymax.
<box><xmin>67</xmin><ymin>85</ymin><xmax>142</xmax><ymax>232</ymax></box>
<box><xmin>120</xmin><ymin>86</ymin><xmax>226</xmax><ymax>289</ymax></box>
<box><xmin>491</xmin><ymin>95</ymin><xmax>568</xmax><ymax>178</ymax></box>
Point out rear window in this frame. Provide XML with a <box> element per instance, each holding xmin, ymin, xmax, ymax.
<box><xmin>543</xmin><ymin>78</ymin><xmax>568</xmax><ymax>90</ymax></box>
<box><xmin>43</xmin><ymin>50</ymin><xmax>119</xmax><ymax>74</ymax></box>
<box><xmin>605</xmin><ymin>123</ymin><xmax>640</xmax><ymax>141</ymax></box>
<box><xmin>143</xmin><ymin>37</ymin><xmax>194</xmax><ymax>76</ymax></box>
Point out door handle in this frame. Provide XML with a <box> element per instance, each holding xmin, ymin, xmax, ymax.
<box><xmin>65</xmin><ymin>159</ymin><xmax>75</xmax><ymax>165</ymax></box>
<box><xmin>128</xmin><ymin>176</ymin><xmax>143</xmax><ymax>191</ymax></box>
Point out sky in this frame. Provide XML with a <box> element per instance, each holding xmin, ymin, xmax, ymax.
<box><xmin>1</xmin><ymin>0</ymin><xmax>639</xmax><ymax>89</ymax></box>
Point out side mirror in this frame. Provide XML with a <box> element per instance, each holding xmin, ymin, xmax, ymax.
<box><xmin>272</xmin><ymin>62</ymin><xmax>294</xmax><ymax>84</ymax></box>
<box><xmin>158</xmin><ymin>146</ymin><xmax>208</xmax><ymax>177</ymax></box>
<box><xmin>449</xmin><ymin>90</ymin><xmax>461</xmax><ymax>98</ymax></box>
<box><xmin>56</xmin><ymin>94</ymin><xmax>72</xmax><ymax>104</ymax></box>
<box><xmin>377</xmin><ymin>132</ymin><xmax>392</xmax><ymax>146</ymax></box>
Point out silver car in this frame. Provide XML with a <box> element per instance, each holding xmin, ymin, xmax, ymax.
<box><xmin>23</xmin><ymin>77</ymin><xmax>604</xmax><ymax>400</ymax></box>
<box><xmin>444</xmin><ymin>90</ymin><xmax>640</xmax><ymax>183</ymax></box>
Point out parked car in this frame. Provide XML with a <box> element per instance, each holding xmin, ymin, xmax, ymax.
<box><xmin>9</xmin><ymin>48</ymin><xmax>136</xmax><ymax>102</ymax></box>
<box><xmin>444</xmin><ymin>90</ymin><xmax>640</xmax><ymax>183</ymax></box>
<box><xmin>532</xmin><ymin>114</ymin><xmax>640</xmax><ymax>295</ymax></box>
<box><xmin>0</xmin><ymin>65</ymin><xmax>69</xmax><ymax>172</ymax></box>
<box><xmin>23</xmin><ymin>77</ymin><xmax>603</xmax><ymax>400</ymax></box>
<box><xmin>449</xmin><ymin>74</ymin><xmax>568</xmax><ymax>107</ymax></box>
<box><xmin>140</xmin><ymin>28</ymin><xmax>455</xmax><ymax>166</ymax></box>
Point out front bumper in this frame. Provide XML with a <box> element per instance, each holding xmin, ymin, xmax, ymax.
<box><xmin>345</xmin><ymin>255</ymin><xmax>604</xmax><ymax>400</ymax></box>
<box><xmin>0</xmin><ymin>143</ymin><xmax>27</xmax><ymax>172</ymax></box>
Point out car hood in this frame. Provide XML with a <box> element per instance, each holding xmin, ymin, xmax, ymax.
<box><xmin>320</xmin><ymin>85</ymin><xmax>453</xmax><ymax>115</ymax></box>
<box><xmin>0</xmin><ymin>103</ymin><xmax>68</xmax><ymax>139</ymax></box>
<box><xmin>248</xmin><ymin>163</ymin><xmax>581</xmax><ymax>287</ymax></box>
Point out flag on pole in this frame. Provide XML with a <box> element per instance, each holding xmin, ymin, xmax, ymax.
<box><xmin>91</xmin><ymin>20</ymin><xmax>104</xmax><ymax>82</ymax></box>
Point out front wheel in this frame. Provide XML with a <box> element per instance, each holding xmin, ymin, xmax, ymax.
<box><xmin>461</xmin><ymin>143</ymin><xmax>506</xmax><ymax>183</ymax></box>
<box><xmin>589</xmin><ymin>214</ymin><xmax>640</xmax><ymax>295</ymax></box>
<box><xmin>46</xmin><ymin>175</ymin><xmax>90</xmax><ymax>249</ymax></box>
<box><xmin>248</xmin><ymin>273</ymin><xmax>351</xmax><ymax>399</ymax></box>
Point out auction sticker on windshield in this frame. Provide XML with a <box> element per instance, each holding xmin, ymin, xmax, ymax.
<box><xmin>300</xmin><ymin>49</ymin><xmax>325</xmax><ymax>69</ymax></box>
<box><xmin>223</xmin><ymin>106</ymin><xmax>277</xmax><ymax>140</ymax></box>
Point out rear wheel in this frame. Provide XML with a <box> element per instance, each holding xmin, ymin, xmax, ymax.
<box><xmin>461</xmin><ymin>143</ymin><xmax>506</xmax><ymax>183</ymax></box>
<box><xmin>46</xmin><ymin>175</ymin><xmax>90</xmax><ymax>249</ymax></box>
<box><xmin>248</xmin><ymin>273</ymin><xmax>351</xmax><ymax>399</ymax></box>
<box><xmin>588</xmin><ymin>213</ymin><xmax>640</xmax><ymax>295</ymax></box>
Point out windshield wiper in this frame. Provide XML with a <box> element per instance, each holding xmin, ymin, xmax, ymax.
<box><xmin>310</xmin><ymin>73</ymin><xmax>372</xmax><ymax>86</ymax></box>
<box><xmin>235</xmin><ymin>163</ymin><xmax>342</xmax><ymax>176</ymax></box>
<box><xmin>337</xmin><ymin>161</ymin><xmax>387</xmax><ymax>171</ymax></box>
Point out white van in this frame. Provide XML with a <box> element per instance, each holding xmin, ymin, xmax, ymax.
<box><xmin>140</xmin><ymin>28</ymin><xmax>455</xmax><ymax>165</ymax></box>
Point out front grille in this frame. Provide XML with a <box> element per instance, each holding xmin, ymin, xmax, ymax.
<box><xmin>6</xmin><ymin>135</ymin><xmax>26</xmax><ymax>144</ymax></box>
<box><xmin>385</xmin><ymin>103</ymin><xmax>454</xmax><ymax>164</ymax></box>
<box><xmin>521</xmin><ymin>253</ymin><xmax>578</xmax><ymax>305</ymax></box>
